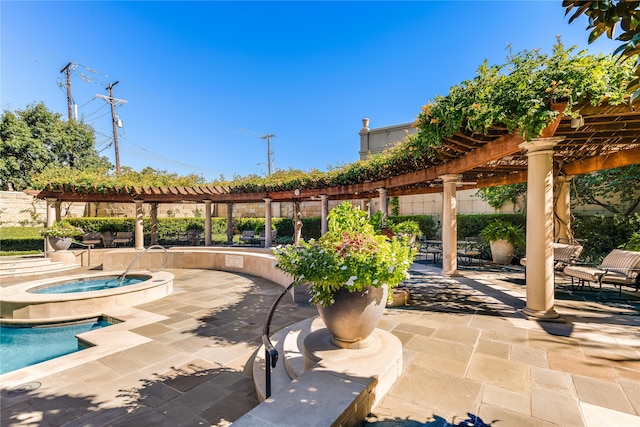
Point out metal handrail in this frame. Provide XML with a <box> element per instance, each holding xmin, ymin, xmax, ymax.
<box><xmin>261</xmin><ymin>282</ymin><xmax>296</xmax><ymax>399</ymax></box>
<box><xmin>69</xmin><ymin>241</ymin><xmax>94</xmax><ymax>266</ymax></box>
<box><xmin>119</xmin><ymin>244</ymin><xmax>168</xmax><ymax>286</ymax></box>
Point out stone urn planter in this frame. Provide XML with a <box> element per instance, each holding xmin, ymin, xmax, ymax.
<box><xmin>48</xmin><ymin>236</ymin><xmax>72</xmax><ymax>251</ymax></box>
<box><xmin>489</xmin><ymin>239</ymin><xmax>515</xmax><ymax>264</ymax></box>
<box><xmin>316</xmin><ymin>284</ymin><xmax>388</xmax><ymax>349</ymax></box>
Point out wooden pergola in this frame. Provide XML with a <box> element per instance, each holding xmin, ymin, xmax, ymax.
<box><xmin>30</xmin><ymin>100</ymin><xmax>640</xmax><ymax>320</ymax></box>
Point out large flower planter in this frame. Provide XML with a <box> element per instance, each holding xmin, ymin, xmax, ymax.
<box><xmin>316</xmin><ymin>284</ymin><xmax>388</xmax><ymax>349</ymax></box>
<box><xmin>48</xmin><ymin>236</ymin><xmax>72</xmax><ymax>251</ymax></box>
<box><xmin>490</xmin><ymin>239</ymin><xmax>515</xmax><ymax>264</ymax></box>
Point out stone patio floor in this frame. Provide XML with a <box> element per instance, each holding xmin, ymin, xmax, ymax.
<box><xmin>1</xmin><ymin>261</ymin><xmax>639</xmax><ymax>427</ymax></box>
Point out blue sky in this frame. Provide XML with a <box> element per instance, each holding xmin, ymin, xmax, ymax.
<box><xmin>1</xmin><ymin>1</ymin><xmax>621</xmax><ymax>181</ymax></box>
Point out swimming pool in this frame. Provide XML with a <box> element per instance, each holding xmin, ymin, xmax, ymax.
<box><xmin>0</xmin><ymin>318</ymin><xmax>112</xmax><ymax>375</ymax></box>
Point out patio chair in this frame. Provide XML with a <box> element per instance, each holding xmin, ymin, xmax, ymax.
<box><xmin>457</xmin><ymin>237</ymin><xmax>483</xmax><ymax>266</ymax></box>
<box><xmin>240</xmin><ymin>230</ymin><xmax>256</xmax><ymax>245</ymax></box>
<box><xmin>112</xmin><ymin>231</ymin><xmax>133</xmax><ymax>247</ymax></box>
<box><xmin>81</xmin><ymin>232</ymin><xmax>102</xmax><ymax>247</ymax></box>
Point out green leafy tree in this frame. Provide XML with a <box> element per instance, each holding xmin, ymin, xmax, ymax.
<box><xmin>0</xmin><ymin>103</ymin><xmax>111</xmax><ymax>190</ymax></box>
<box><xmin>476</xmin><ymin>184</ymin><xmax>527</xmax><ymax>210</ymax></box>
<box><xmin>572</xmin><ymin>164</ymin><xmax>640</xmax><ymax>215</ymax></box>
<box><xmin>564</xmin><ymin>0</ymin><xmax>640</xmax><ymax>97</ymax></box>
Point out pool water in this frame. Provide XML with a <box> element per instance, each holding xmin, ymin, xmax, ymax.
<box><xmin>0</xmin><ymin>319</ymin><xmax>111</xmax><ymax>375</ymax></box>
<box><xmin>32</xmin><ymin>276</ymin><xmax>145</xmax><ymax>294</ymax></box>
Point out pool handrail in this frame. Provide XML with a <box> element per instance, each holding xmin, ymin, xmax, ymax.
<box><xmin>119</xmin><ymin>244</ymin><xmax>168</xmax><ymax>286</ymax></box>
<box><xmin>261</xmin><ymin>281</ymin><xmax>295</xmax><ymax>399</ymax></box>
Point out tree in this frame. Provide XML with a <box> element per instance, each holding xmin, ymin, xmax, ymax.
<box><xmin>564</xmin><ymin>0</ymin><xmax>640</xmax><ymax>97</ymax></box>
<box><xmin>0</xmin><ymin>103</ymin><xmax>111</xmax><ymax>191</ymax></box>
<box><xmin>572</xmin><ymin>165</ymin><xmax>640</xmax><ymax>215</ymax></box>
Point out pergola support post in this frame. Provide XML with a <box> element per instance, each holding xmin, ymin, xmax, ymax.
<box><xmin>264</xmin><ymin>197</ymin><xmax>272</xmax><ymax>247</ymax></box>
<box><xmin>440</xmin><ymin>174</ymin><xmax>461</xmax><ymax>276</ymax></box>
<box><xmin>377</xmin><ymin>188</ymin><xmax>388</xmax><ymax>217</ymax></box>
<box><xmin>320</xmin><ymin>195</ymin><xmax>329</xmax><ymax>236</ymax></box>
<box><xmin>45</xmin><ymin>197</ymin><xmax>57</xmax><ymax>253</ymax></box>
<box><xmin>521</xmin><ymin>137</ymin><xmax>563</xmax><ymax>320</ymax></box>
<box><xmin>150</xmin><ymin>203</ymin><xmax>159</xmax><ymax>246</ymax></box>
<box><xmin>204</xmin><ymin>200</ymin><xmax>212</xmax><ymax>246</ymax></box>
<box><xmin>554</xmin><ymin>176</ymin><xmax>572</xmax><ymax>243</ymax></box>
<box><xmin>226</xmin><ymin>203</ymin><xmax>234</xmax><ymax>245</ymax></box>
<box><xmin>134</xmin><ymin>201</ymin><xmax>144</xmax><ymax>250</ymax></box>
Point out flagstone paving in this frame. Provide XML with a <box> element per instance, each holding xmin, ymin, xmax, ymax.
<box><xmin>1</xmin><ymin>261</ymin><xmax>639</xmax><ymax>426</ymax></box>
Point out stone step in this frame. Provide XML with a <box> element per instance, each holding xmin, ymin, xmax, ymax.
<box><xmin>0</xmin><ymin>257</ymin><xmax>81</xmax><ymax>278</ymax></box>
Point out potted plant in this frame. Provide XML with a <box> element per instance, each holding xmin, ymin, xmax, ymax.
<box><xmin>274</xmin><ymin>202</ymin><xmax>416</xmax><ymax>348</ymax></box>
<box><xmin>40</xmin><ymin>221</ymin><xmax>83</xmax><ymax>251</ymax></box>
<box><xmin>479</xmin><ymin>219</ymin><xmax>526</xmax><ymax>264</ymax></box>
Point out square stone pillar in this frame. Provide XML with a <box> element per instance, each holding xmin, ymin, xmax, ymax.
<box><xmin>520</xmin><ymin>137</ymin><xmax>563</xmax><ymax>320</ymax></box>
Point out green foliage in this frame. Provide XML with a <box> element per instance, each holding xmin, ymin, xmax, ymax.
<box><xmin>457</xmin><ymin>214</ymin><xmax>526</xmax><ymax>239</ymax></box>
<box><xmin>0</xmin><ymin>226</ymin><xmax>44</xmax><ymax>252</ymax></box>
<box><xmin>411</xmin><ymin>41</ymin><xmax>634</xmax><ymax>154</ymax></box>
<box><xmin>273</xmin><ymin>202</ymin><xmax>416</xmax><ymax>306</ymax></box>
<box><xmin>0</xmin><ymin>103</ymin><xmax>111</xmax><ymax>191</ymax></box>
<box><xmin>39</xmin><ymin>221</ymin><xmax>83</xmax><ymax>238</ymax></box>
<box><xmin>572</xmin><ymin>165</ymin><xmax>640</xmax><ymax>215</ymax></box>
<box><xmin>389</xmin><ymin>215</ymin><xmax>439</xmax><ymax>239</ymax></box>
<box><xmin>564</xmin><ymin>0</ymin><xmax>640</xmax><ymax>99</ymax></box>
<box><xmin>572</xmin><ymin>213</ymin><xmax>640</xmax><ymax>261</ymax></box>
<box><xmin>475</xmin><ymin>184</ymin><xmax>527</xmax><ymax>210</ymax></box>
<box><xmin>622</xmin><ymin>232</ymin><xmax>640</xmax><ymax>251</ymax></box>
<box><xmin>390</xmin><ymin>220</ymin><xmax>422</xmax><ymax>238</ymax></box>
<box><xmin>32</xmin><ymin>165</ymin><xmax>206</xmax><ymax>192</ymax></box>
<box><xmin>479</xmin><ymin>219</ymin><xmax>526</xmax><ymax>248</ymax></box>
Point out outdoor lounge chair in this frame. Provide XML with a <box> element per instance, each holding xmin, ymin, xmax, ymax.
<box><xmin>563</xmin><ymin>249</ymin><xmax>640</xmax><ymax>295</ymax></box>
<box><xmin>520</xmin><ymin>242</ymin><xmax>584</xmax><ymax>271</ymax></box>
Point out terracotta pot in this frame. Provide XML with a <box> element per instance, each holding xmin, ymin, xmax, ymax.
<box><xmin>316</xmin><ymin>284</ymin><xmax>388</xmax><ymax>349</ymax></box>
<box><xmin>490</xmin><ymin>239</ymin><xmax>515</xmax><ymax>264</ymax></box>
<box><xmin>48</xmin><ymin>236</ymin><xmax>72</xmax><ymax>251</ymax></box>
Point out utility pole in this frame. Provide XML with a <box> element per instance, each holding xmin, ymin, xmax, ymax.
<box><xmin>231</xmin><ymin>129</ymin><xmax>276</xmax><ymax>175</ymax></box>
<box><xmin>96</xmin><ymin>81</ymin><xmax>127</xmax><ymax>175</ymax></box>
<box><xmin>260</xmin><ymin>134</ymin><xmax>276</xmax><ymax>175</ymax></box>
<box><xmin>60</xmin><ymin>62</ymin><xmax>73</xmax><ymax>120</ymax></box>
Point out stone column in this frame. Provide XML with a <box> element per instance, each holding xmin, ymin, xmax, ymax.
<box><xmin>135</xmin><ymin>201</ymin><xmax>144</xmax><ymax>250</ymax></box>
<box><xmin>554</xmin><ymin>176</ymin><xmax>572</xmax><ymax>243</ymax></box>
<box><xmin>320</xmin><ymin>195</ymin><xmax>329</xmax><ymax>235</ymax></box>
<box><xmin>520</xmin><ymin>137</ymin><xmax>563</xmax><ymax>320</ymax></box>
<box><xmin>150</xmin><ymin>203</ymin><xmax>159</xmax><ymax>246</ymax></box>
<box><xmin>204</xmin><ymin>200</ymin><xmax>212</xmax><ymax>246</ymax></box>
<box><xmin>377</xmin><ymin>188</ymin><xmax>388</xmax><ymax>217</ymax></box>
<box><xmin>264</xmin><ymin>197</ymin><xmax>272</xmax><ymax>247</ymax></box>
<box><xmin>359</xmin><ymin>118</ymin><xmax>370</xmax><ymax>159</ymax></box>
<box><xmin>226</xmin><ymin>203</ymin><xmax>234</xmax><ymax>245</ymax></box>
<box><xmin>441</xmin><ymin>174</ymin><xmax>461</xmax><ymax>276</ymax></box>
<box><xmin>45</xmin><ymin>198</ymin><xmax>57</xmax><ymax>253</ymax></box>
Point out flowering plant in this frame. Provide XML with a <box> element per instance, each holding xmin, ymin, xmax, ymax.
<box><xmin>40</xmin><ymin>221</ymin><xmax>83</xmax><ymax>238</ymax></box>
<box><xmin>274</xmin><ymin>202</ymin><xmax>416</xmax><ymax>306</ymax></box>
